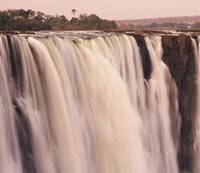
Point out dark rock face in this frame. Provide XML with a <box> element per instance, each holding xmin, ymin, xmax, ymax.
<box><xmin>128</xmin><ymin>33</ymin><xmax>152</xmax><ymax>80</ymax></box>
<box><xmin>162</xmin><ymin>34</ymin><xmax>196</xmax><ymax>172</ymax></box>
<box><xmin>130</xmin><ymin>33</ymin><xmax>197</xmax><ymax>172</ymax></box>
<box><xmin>15</xmin><ymin>100</ymin><xmax>36</xmax><ymax>173</ymax></box>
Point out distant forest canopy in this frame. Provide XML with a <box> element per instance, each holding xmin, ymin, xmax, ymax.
<box><xmin>0</xmin><ymin>9</ymin><xmax>117</xmax><ymax>31</ymax></box>
<box><xmin>118</xmin><ymin>22</ymin><xmax>200</xmax><ymax>30</ymax></box>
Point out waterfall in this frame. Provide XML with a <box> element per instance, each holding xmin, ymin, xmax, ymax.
<box><xmin>191</xmin><ymin>36</ymin><xmax>200</xmax><ymax>173</ymax></box>
<box><xmin>0</xmin><ymin>36</ymin><xmax>23</xmax><ymax>173</ymax></box>
<box><xmin>0</xmin><ymin>33</ymin><xmax>180</xmax><ymax>173</ymax></box>
<box><xmin>145</xmin><ymin>36</ymin><xmax>180</xmax><ymax>173</ymax></box>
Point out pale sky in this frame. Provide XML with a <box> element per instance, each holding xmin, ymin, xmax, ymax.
<box><xmin>1</xmin><ymin>0</ymin><xmax>200</xmax><ymax>20</ymax></box>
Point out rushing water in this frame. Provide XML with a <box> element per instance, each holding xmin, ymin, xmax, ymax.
<box><xmin>0</xmin><ymin>33</ymin><xmax>180</xmax><ymax>173</ymax></box>
<box><xmin>191</xmin><ymin>36</ymin><xmax>200</xmax><ymax>173</ymax></box>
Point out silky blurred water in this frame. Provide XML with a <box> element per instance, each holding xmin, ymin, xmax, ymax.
<box><xmin>0</xmin><ymin>33</ymin><xmax>180</xmax><ymax>173</ymax></box>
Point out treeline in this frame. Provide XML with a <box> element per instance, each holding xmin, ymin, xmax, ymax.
<box><xmin>119</xmin><ymin>22</ymin><xmax>200</xmax><ymax>30</ymax></box>
<box><xmin>0</xmin><ymin>9</ymin><xmax>117</xmax><ymax>31</ymax></box>
<box><xmin>67</xmin><ymin>14</ymin><xmax>117</xmax><ymax>30</ymax></box>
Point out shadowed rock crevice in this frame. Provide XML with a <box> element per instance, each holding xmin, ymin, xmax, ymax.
<box><xmin>14</xmin><ymin>99</ymin><xmax>36</xmax><ymax>173</ymax></box>
<box><xmin>128</xmin><ymin>33</ymin><xmax>152</xmax><ymax>80</ymax></box>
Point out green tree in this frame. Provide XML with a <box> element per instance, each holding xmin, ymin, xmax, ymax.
<box><xmin>71</xmin><ymin>9</ymin><xmax>77</xmax><ymax>18</ymax></box>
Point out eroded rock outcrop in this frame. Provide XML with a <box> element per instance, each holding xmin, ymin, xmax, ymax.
<box><xmin>162</xmin><ymin>34</ymin><xmax>196</xmax><ymax>172</ymax></box>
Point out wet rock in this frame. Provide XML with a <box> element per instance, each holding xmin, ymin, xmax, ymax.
<box><xmin>162</xmin><ymin>34</ymin><xmax>196</xmax><ymax>172</ymax></box>
<box><xmin>128</xmin><ymin>33</ymin><xmax>152</xmax><ymax>80</ymax></box>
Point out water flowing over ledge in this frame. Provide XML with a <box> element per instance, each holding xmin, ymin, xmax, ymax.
<box><xmin>0</xmin><ymin>32</ymin><xmax>199</xmax><ymax>173</ymax></box>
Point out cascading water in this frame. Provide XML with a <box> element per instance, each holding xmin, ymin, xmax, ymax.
<box><xmin>0</xmin><ymin>36</ymin><xmax>23</xmax><ymax>173</ymax></box>
<box><xmin>145</xmin><ymin>36</ymin><xmax>180</xmax><ymax>173</ymax></box>
<box><xmin>0</xmin><ymin>33</ymin><xmax>180</xmax><ymax>173</ymax></box>
<box><xmin>83</xmin><ymin>34</ymin><xmax>180</xmax><ymax>173</ymax></box>
<box><xmin>191</xmin><ymin>36</ymin><xmax>200</xmax><ymax>173</ymax></box>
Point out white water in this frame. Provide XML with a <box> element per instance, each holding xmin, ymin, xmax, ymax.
<box><xmin>0</xmin><ymin>33</ymin><xmax>180</xmax><ymax>173</ymax></box>
<box><xmin>191</xmin><ymin>36</ymin><xmax>200</xmax><ymax>173</ymax></box>
<box><xmin>0</xmin><ymin>36</ymin><xmax>23</xmax><ymax>173</ymax></box>
<box><xmin>145</xmin><ymin>36</ymin><xmax>180</xmax><ymax>173</ymax></box>
<box><xmin>82</xmin><ymin>35</ymin><xmax>180</xmax><ymax>173</ymax></box>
